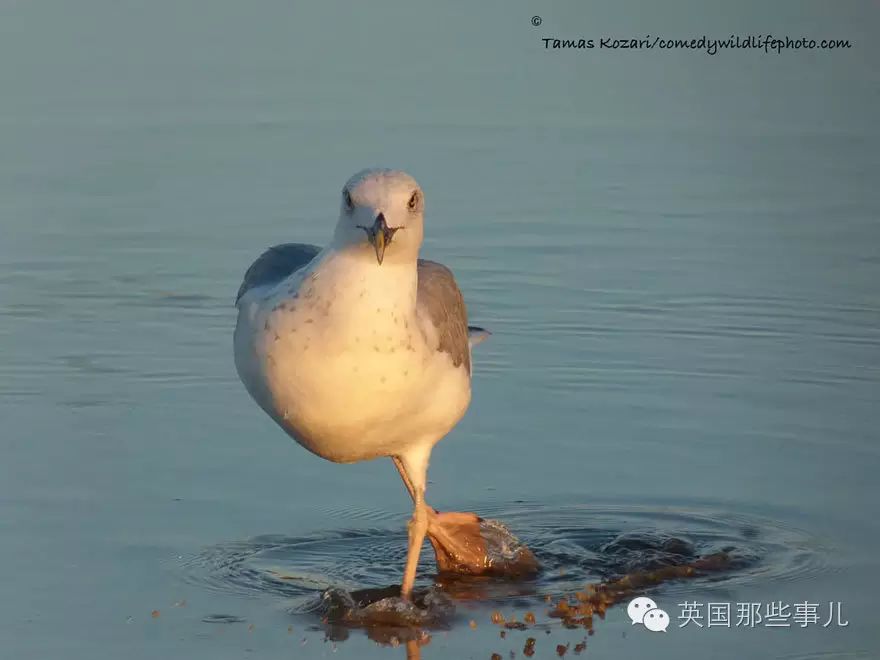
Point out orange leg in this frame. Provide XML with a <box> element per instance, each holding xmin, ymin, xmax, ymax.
<box><xmin>393</xmin><ymin>448</ymin><xmax>430</xmax><ymax>600</ymax></box>
<box><xmin>392</xmin><ymin>453</ymin><xmax>538</xmax><ymax>587</ymax></box>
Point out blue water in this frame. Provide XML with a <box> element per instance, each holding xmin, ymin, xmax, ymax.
<box><xmin>1</xmin><ymin>1</ymin><xmax>878</xmax><ymax>658</ymax></box>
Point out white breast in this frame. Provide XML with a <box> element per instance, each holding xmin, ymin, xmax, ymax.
<box><xmin>234</xmin><ymin>250</ymin><xmax>471</xmax><ymax>463</ymax></box>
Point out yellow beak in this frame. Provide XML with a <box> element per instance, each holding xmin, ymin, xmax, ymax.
<box><xmin>357</xmin><ymin>213</ymin><xmax>398</xmax><ymax>265</ymax></box>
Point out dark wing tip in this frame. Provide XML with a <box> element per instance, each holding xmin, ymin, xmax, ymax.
<box><xmin>467</xmin><ymin>326</ymin><xmax>491</xmax><ymax>347</ymax></box>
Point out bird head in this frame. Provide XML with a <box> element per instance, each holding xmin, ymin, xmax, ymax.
<box><xmin>332</xmin><ymin>168</ymin><xmax>425</xmax><ymax>265</ymax></box>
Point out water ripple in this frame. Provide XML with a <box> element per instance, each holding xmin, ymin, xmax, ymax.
<box><xmin>178</xmin><ymin>501</ymin><xmax>835</xmax><ymax>615</ymax></box>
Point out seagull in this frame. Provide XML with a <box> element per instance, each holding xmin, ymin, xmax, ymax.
<box><xmin>233</xmin><ymin>168</ymin><xmax>501</xmax><ymax>600</ymax></box>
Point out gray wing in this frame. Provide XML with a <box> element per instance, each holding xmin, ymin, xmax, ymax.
<box><xmin>235</xmin><ymin>243</ymin><xmax>321</xmax><ymax>305</ymax></box>
<box><xmin>416</xmin><ymin>259</ymin><xmax>473</xmax><ymax>373</ymax></box>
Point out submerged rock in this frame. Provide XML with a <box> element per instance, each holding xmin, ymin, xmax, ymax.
<box><xmin>318</xmin><ymin>585</ymin><xmax>455</xmax><ymax>628</ymax></box>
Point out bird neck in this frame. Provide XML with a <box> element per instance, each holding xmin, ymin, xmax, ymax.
<box><xmin>319</xmin><ymin>247</ymin><xmax>418</xmax><ymax>314</ymax></box>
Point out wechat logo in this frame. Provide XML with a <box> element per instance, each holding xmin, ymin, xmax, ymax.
<box><xmin>628</xmin><ymin>596</ymin><xmax>670</xmax><ymax>633</ymax></box>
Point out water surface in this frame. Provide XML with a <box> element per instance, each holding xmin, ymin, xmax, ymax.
<box><xmin>1</xmin><ymin>1</ymin><xmax>878</xmax><ymax>658</ymax></box>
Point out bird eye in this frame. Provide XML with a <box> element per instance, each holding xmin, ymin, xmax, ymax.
<box><xmin>407</xmin><ymin>190</ymin><xmax>420</xmax><ymax>211</ymax></box>
<box><xmin>343</xmin><ymin>189</ymin><xmax>353</xmax><ymax>211</ymax></box>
